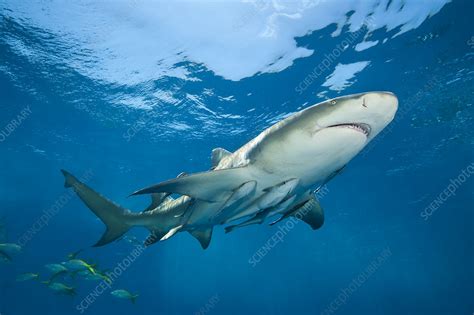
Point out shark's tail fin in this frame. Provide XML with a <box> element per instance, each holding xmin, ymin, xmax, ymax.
<box><xmin>61</xmin><ymin>170</ymin><xmax>132</xmax><ymax>247</ymax></box>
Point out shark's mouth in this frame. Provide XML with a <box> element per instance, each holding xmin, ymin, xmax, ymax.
<box><xmin>328</xmin><ymin>123</ymin><xmax>371</xmax><ymax>137</ymax></box>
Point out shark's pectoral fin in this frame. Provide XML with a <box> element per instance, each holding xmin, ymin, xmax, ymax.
<box><xmin>269</xmin><ymin>200</ymin><xmax>309</xmax><ymax>226</ymax></box>
<box><xmin>131</xmin><ymin>167</ymin><xmax>250</xmax><ymax>202</ymax></box>
<box><xmin>188</xmin><ymin>228</ymin><xmax>213</xmax><ymax>249</ymax></box>
<box><xmin>211</xmin><ymin>148</ymin><xmax>231</xmax><ymax>169</ymax></box>
<box><xmin>293</xmin><ymin>198</ymin><xmax>324</xmax><ymax>230</ymax></box>
<box><xmin>270</xmin><ymin>196</ymin><xmax>324</xmax><ymax>230</ymax></box>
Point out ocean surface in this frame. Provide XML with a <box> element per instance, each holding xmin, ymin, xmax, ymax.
<box><xmin>0</xmin><ymin>1</ymin><xmax>473</xmax><ymax>314</ymax></box>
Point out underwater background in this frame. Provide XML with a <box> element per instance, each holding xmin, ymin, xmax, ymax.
<box><xmin>0</xmin><ymin>0</ymin><xmax>473</xmax><ymax>314</ymax></box>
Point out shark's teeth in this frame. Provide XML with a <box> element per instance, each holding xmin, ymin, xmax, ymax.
<box><xmin>328</xmin><ymin>123</ymin><xmax>371</xmax><ymax>136</ymax></box>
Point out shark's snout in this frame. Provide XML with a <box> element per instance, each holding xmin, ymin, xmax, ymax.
<box><xmin>360</xmin><ymin>91</ymin><xmax>398</xmax><ymax>139</ymax></box>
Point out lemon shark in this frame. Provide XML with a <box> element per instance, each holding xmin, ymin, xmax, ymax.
<box><xmin>62</xmin><ymin>92</ymin><xmax>398</xmax><ymax>249</ymax></box>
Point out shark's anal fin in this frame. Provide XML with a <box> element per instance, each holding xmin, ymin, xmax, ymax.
<box><xmin>188</xmin><ymin>228</ymin><xmax>213</xmax><ymax>249</ymax></box>
<box><xmin>211</xmin><ymin>148</ymin><xmax>231</xmax><ymax>169</ymax></box>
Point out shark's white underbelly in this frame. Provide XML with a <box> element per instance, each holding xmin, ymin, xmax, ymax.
<box><xmin>186</xmin><ymin>127</ymin><xmax>368</xmax><ymax>227</ymax></box>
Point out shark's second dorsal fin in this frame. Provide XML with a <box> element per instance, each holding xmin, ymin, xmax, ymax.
<box><xmin>189</xmin><ymin>228</ymin><xmax>213</xmax><ymax>249</ymax></box>
<box><xmin>211</xmin><ymin>148</ymin><xmax>231</xmax><ymax>169</ymax></box>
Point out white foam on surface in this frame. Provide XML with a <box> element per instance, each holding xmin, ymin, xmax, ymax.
<box><xmin>1</xmin><ymin>0</ymin><xmax>450</xmax><ymax>84</ymax></box>
<box><xmin>355</xmin><ymin>40</ymin><xmax>379</xmax><ymax>52</ymax></box>
<box><xmin>322</xmin><ymin>61</ymin><xmax>370</xmax><ymax>91</ymax></box>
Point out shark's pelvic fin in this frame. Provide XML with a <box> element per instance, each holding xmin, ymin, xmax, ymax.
<box><xmin>130</xmin><ymin>167</ymin><xmax>250</xmax><ymax>202</ymax></box>
<box><xmin>189</xmin><ymin>228</ymin><xmax>213</xmax><ymax>249</ymax></box>
<box><xmin>61</xmin><ymin>170</ymin><xmax>132</xmax><ymax>247</ymax></box>
<box><xmin>211</xmin><ymin>148</ymin><xmax>231</xmax><ymax>169</ymax></box>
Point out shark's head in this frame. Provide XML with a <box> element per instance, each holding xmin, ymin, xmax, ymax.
<box><xmin>278</xmin><ymin>91</ymin><xmax>398</xmax><ymax>182</ymax></box>
<box><xmin>312</xmin><ymin>91</ymin><xmax>398</xmax><ymax>142</ymax></box>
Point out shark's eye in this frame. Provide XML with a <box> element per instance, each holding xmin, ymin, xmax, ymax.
<box><xmin>330</xmin><ymin>100</ymin><xmax>336</xmax><ymax>105</ymax></box>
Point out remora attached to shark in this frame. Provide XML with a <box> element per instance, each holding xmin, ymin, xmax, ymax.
<box><xmin>62</xmin><ymin>92</ymin><xmax>398</xmax><ymax>249</ymax></box>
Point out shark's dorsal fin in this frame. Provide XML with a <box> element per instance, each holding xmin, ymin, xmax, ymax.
<box><xmin>211</xmin><ymin>148</ymin><xmax>231</xmax><ymax>169</ymax></box>
<box><xmin>189</xmin><ymin>228</ymin><xmax>213</xmax><ymax>249</ymax></box>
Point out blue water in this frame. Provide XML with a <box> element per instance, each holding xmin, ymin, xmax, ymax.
<box><xmin>1</xmin><ymin>1</ymin><xmax>473</xmax><ymax>314</ymax></box>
